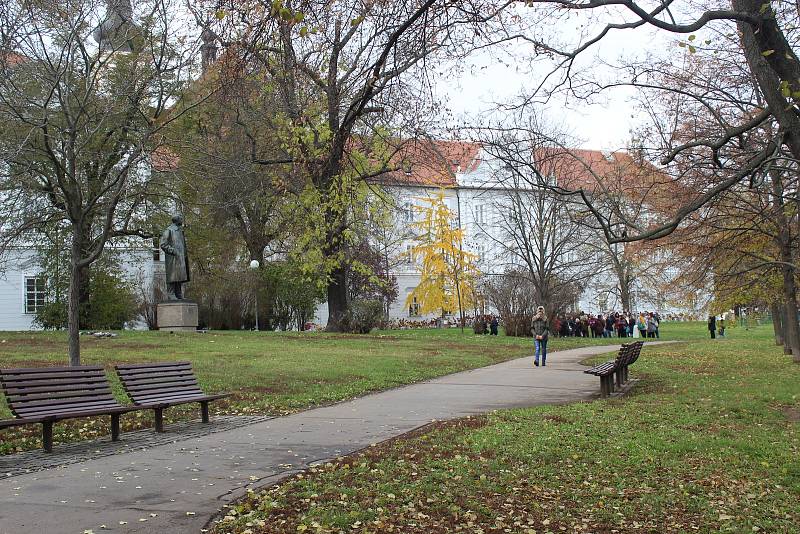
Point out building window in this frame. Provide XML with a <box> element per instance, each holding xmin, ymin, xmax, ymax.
<box><xmin>24</xmin><ymin>277</ymin><xmax>46</xmax><ymax>314</ymax></box>
<box><xmin>404</xmin><ymin>203</ymin><xmax>414</xmax><ymax>224</ymax></box>
<box><xmin>409</xmin><ymin>296</ymin><xmax>420</xmax><ymax>316</ymax></box>
<box><xmin>475</xmin><ymin>204</ymin><xmax>485</xmax><ymax>224</ymax></box>
<box><xmin>405</xmin><ymin>245</ymin><xmax>416</xmax><ymax>264</ymax></box>
<box><xmin>476</xmin><ymin>244</ymin><xmax>485</xmax><ymax>263</ymax></box>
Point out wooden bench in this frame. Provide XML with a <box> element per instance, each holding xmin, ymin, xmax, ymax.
<box><xmin>584</xmin><ymin>341</ymin><xmax>645</xmax><ymax>397</ymax></box>
<box><xmin>0</xmin><ymin>366</ymin><xmax>142</xmax><ymax>452</ymax></box>
<box><xmin>115</xmin><ymin>362</ymin><xmax>229</xmax><ymax>432</ymax></box>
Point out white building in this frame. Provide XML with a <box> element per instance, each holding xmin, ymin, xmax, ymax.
<box><xmin>315</xmin><ymin>140</ymin><xmax>691</xmax><ymax>324</ymax></box>
<box><xmin>0</xmin><ymin>244</ymin><xmax>159</xmax><ymax>331</ymax></box>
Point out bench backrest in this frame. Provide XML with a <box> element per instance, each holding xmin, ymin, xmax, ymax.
<box><xmin>616</xmin><ymin>344</ymin><xmax>632</xmax><ymax>365</ymax></box>
<box><xmin>115</xmin><ymin>361</ymin><xmax>205</xmax><ymax>405</ymax></box>
<box><xmin>0</xmin><ymin>366</ymin><xmax>119</xmax><ymax>419</ymax></box>
<box><xmin>628</xmin><ymin>341</ymin><xmax>643</xmax><ymax>364</ymax></box>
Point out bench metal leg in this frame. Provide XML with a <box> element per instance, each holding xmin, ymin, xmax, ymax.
<box><xmin>607</xmin><ymin>375</ymin><xmax>615</xmax><ymax>394</ymax></box>
<box><xmin>154</xmin><ymin>408</ymin><xmax>164</xmax><ymax>433</ymax></box>
<box><xmin>42</xmin><ymin>421</ymin><xmax>54</xmax><ymax>453</ymax></box>
<box><xmin>623</xmin><ymin>366</ymin><xmax>629</xmax><ymax>383</ymax></box>
<box><xmin>200</xmin><ymin>401</ymin><xmax>210</xmax><ymax>423</ymax></box>
<box><xmin>111</xmin><ymin>414</ymin><xmax>121</xmax><ymax>441</ymax></box>
<box><xmin>42</xmin><ymin>421</ymin><xmax>53</xmax><ymax>452</ymax></box>
<box><xmin>600</xmin><ymin>376</ymin><xmax>608</xmax><ymax>397</ymax></box>
<box><xmin>616</xmin><ymin>369</ymin><xmax>624</xmax><ymax>388</ymax></box>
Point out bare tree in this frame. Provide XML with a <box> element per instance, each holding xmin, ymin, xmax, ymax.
<box><xmin>476</xmin><ymin>125</ymin><xmax>602</xmax><ymax>313</ymax></box>
<box><xmin>0</xmin><ymin>0</ymin><xmax>201</xmax><ymax>364</ymax></box>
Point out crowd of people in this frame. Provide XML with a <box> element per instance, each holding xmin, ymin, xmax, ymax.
<box><xmin>552</xmin><ymin>311</ymin><xmax>662</xmax><ymax>339</ymax></box>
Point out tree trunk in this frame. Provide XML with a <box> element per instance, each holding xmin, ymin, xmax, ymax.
<box><xmin>619</xmin><ymin>277</ymin><xmax>632</xmax><ymax>314</ymax></box>
<box><xmin>68</xmin><ymin>230</ymin><xmax>83</xmax><ymax>366</ymax></box>
<box><xmin>771</xmin><ymin>301</ymin><xmax>784</xmax><ymax>346</ymax></box>
<box><xmin>767</xmin><ymin>168</ymin><xmax>800</xmax><ymax>359</ymax></box>
<box><xmin>326</xmin><ymin>265</ymin><xmax>348</xmax><ymax>332</ymax></box>
<box><xmin>780</xmin><ymin>269</ymin><xmax>800</xmax><ymax>359</ymax></box>
<box><xmin>78</xmin><ymin>263</ymin><xmax>90</xmax><ymax>328</ymax></box>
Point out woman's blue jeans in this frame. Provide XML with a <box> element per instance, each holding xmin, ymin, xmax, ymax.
<box><xmin>535</xmin><ymin>338</ymin><xmax>548</xmax><ymax>365</ymax></box>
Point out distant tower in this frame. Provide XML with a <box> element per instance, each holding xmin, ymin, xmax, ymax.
<box><xmin>93</xmin><ymin>0</ymin><xmax>139</xmax><ymax>53</ymax></box>
<box><xmin>200</xmin><ymin>27</ymin><xmax>218</xmax><ymax>72</ymax></box>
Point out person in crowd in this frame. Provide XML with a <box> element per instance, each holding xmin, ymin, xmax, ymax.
<box><xmin>708</xmin><ymin>315</ymin><xmax>717</xmax><ymax>339</ymax></box>
<box><xmin>637</xmin><ymin>312</ymin><xmax>648</xmax><ymax>338</ymax></box>
<box><xmin>490</xmin><ymin>315</ymin><xmax>499</xmax><ymax>336</ymax></box>
<box><xmin>614</xmin><ymin>314</ymin><xmax>625</xmax><ymax>337</ymax></box>
<box><xmin>531</xmin><ymin>306</ymin><xmax>550</xmax><ymax>367</ymax></box>
<box><xmin>628</xmin><ymin>315</ymin><xmax>636</xmax><ymax>337</ymax></box>
<box><xmin>605</xmin><ymin>314</ymin><xmax>614</xmax><ymax>338</ymax></box>
<box><xmin>647</xmin><ymin>312</ymin><xmax>658</xmax><ymax>338</ymax></box>
<box><xmin>717</xmin><ymin>316</ymin><xmax>725</xmax><ymax>338</ymax></box>
<box><xmin>559</xmin><ymin>316</ymin><xmax>570</xmax><ymax>337</ymax></box>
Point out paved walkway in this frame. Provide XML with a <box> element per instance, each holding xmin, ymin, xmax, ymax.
<box><xmin>0</xmin><ymin>343</ymin><xmax>661</xmax><ymax>534</ymax></box>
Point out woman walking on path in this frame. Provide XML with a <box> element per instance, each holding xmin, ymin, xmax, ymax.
<box><xmin>532</xmin><ymin>306</ymin><xmax>550</xmax><ymax>367</ymax></box>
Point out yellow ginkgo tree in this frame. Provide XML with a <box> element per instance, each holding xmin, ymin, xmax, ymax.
<box><xmin>405</xmin><ymin>190</ymin><xmax>480</xmax><ymax>328</ymax></box>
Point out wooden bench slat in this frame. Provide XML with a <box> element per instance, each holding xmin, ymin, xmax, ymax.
<box><xmin>137</xmin><ymin>393</ymin><xmax>227</xmax><ymax>407</ymax></box>
<box><xmin>1</xmin><ymin>372</ymin><xmax>107</xmax><ymax>384</ymax></box>
<box><xmin>17</xmin><ymin>405</ymin><xmax>135</xmax><ymax>420</ymax></box>
<box><xmin>119</xmin><ymin>372</ymin><xmax>197</xmax><ymax>384</ymax></box>
<box><xmin>132</xmin><ymin>386</ymin><xmax>205</xmax><ymax>397</ymax></box>
<box><xmin>5</xmin><ymin>386</ymin><xmax>115</xmax><ymax>403</ymax></box>
<box><xmin>16</xmin><ymin>399</ymin><xmax>125</xmax><ymax>416</ymax></box>
<box><xmin>0</xmin><ymin>365</ymin><xmax>104</xmax><ymax>375</ymax></box>
<box><xmin>129</xmin><ymin>391</ymin><xmax>206</xmax><ymax>403</ymax></box>
<box><xmin>2</xmin><ymin>379</ymin><xmax>110</xmax><ymax>395</ymax></box>
<box><xmin>116</xmin><ymin>361</ymin><xmax>192</xmax><ymax>370</ymax></box>
<box><xmin>13</xmin><ymin>394</ymin><xmax>119</xmax><ymax>411</ymax></box>
<box><xmin>19</xmin><ymin>403</ymin><xmax>128</xmax><ymax>419</ymax></box>
<box><xmin>116</xmin><ymin>363</ymin><xmax>193</xmax><ymax>375</ymax></box>
<box><xmin>124</xmin><ymin>380</ymin><xmax>200</xmax><ymax>393</ymax></box>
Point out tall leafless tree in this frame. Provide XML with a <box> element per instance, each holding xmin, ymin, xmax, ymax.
<box><xmin>0</xmin><ymin>0</ymin><xmax>202</xmax><ymax>364</ymax></box>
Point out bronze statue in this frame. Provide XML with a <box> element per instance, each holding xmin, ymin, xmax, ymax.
<box><xmin>160</xmin><ymin>214</ymin><xmax>190</xmax><ymax>300</ymax></box>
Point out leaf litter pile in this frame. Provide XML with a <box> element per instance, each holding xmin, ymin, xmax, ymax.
<box><xmin>213</xmin><ymin>335</ymin><xmax>799</xmax><ymax>533</ymax></box>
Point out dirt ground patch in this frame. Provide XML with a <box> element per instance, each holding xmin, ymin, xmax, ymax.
<box><xmin>782</xmin><ymin>406</ymin><xmax>800</xmax><ymax>423</ymax></box>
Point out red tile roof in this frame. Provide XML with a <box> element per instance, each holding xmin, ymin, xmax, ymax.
<box><xmin>533</xmin><ymin>148</ymin><xmax>693</xmax><ymax>211</ymax></box>
<box><xmin>371</xmin><ymin>139</ymin><xmax>481</xmax><ymax>188</ymax></box>
<box><xmin>1</xmin><ymin>50</ymin><xmax>27</xmax><ymax>67</ymax></box>
<box><xmin>151</xmin><ymin>145</ymin><xmax>180</xmax><ymax>172</ymax></box>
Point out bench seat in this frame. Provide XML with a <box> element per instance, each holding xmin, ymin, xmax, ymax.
<box><xmin>115</xmin><ymin>361</ymin><xmax>229</xmax><ymax>432</ymax></box>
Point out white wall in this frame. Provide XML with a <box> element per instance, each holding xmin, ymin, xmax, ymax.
<box><xmin>0</xmin><ymin>249</ymin><xmax>40</xmax><ymax>330</ymax></box>
<box><xmin>0</xmin><ymin>246</ymin><xmax>155</xmax><ymax>331</ymax></box>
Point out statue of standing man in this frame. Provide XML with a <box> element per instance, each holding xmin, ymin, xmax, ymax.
<box><xmin>161</xmin><ymin>214</ymin><xmax>190</xmax><ymax>300</ymax></box>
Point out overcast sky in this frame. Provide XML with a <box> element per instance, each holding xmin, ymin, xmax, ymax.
<box><xmin>437</xmin><ymin>14</ymin><xmax>677</xmax><ymax>151</ymax></box>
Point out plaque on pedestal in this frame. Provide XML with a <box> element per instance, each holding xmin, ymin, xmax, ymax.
<box><xmin>157</xmin><ymin>301</ymin><xmax>198</xmax><ymax>332</ymax></box>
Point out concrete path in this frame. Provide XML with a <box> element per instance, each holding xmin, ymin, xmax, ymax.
<box><xmin>0</xmin><ymin>343</ymin><xmax>659</xmax><ymax>534</ymax></box>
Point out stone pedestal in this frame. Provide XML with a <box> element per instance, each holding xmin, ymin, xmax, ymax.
<box><xmin>157</xmin><ymin>301</ymin><xmax>198</xmax><ymax>332</ymax></box>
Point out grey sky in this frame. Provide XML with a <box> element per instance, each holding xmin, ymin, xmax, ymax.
<box><xmin>437</xmin><ymin>15</ymin><xmax>679</xmax><ymax>151</ymax></box>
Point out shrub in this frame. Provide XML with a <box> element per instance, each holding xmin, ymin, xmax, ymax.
<box><xmin>34</xmin><ymin>268</ymin><xmax>140</xmax><ymax>330</ymax></box>
<box><xmin>340</xmin><ymin>299</ymin><xmax>385</xmax><ymax>334</ymax></box>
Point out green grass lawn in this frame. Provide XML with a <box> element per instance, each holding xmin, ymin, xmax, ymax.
<box><xmin>212</xmin><ymin>324</ymin><xmax>799</xmax><ymax>534</ymax></box>
<box><xmin>0</xmin><ymin>321</ymin><xmax>705</xmax><ymax>453</ymax></box>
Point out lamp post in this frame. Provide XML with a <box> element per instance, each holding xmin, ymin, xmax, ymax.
<box><xmin>249</xmin><ymin>259</ymin><xmax>260</xmax><ymax>331</ymax></box>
